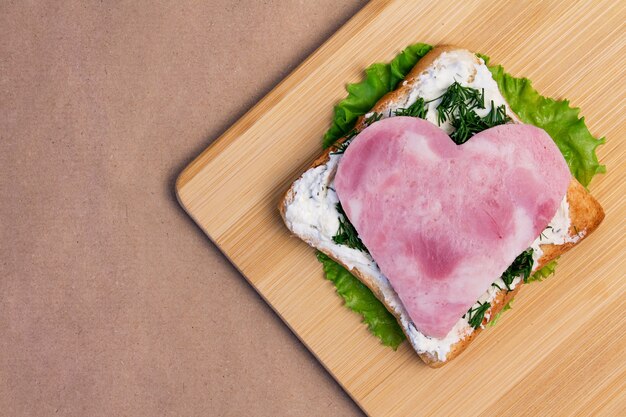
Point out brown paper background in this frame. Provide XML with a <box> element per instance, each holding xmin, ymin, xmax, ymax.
<box><xmin>0</xmin><ymin>1</ymin><xmax>367</xmax><ymax>416</ymax></box>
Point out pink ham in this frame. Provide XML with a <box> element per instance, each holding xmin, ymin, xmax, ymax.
<box><xmin>334</xmin><ymin>117</ymin><xmax>571</xmax><ymax>338</ymax></box>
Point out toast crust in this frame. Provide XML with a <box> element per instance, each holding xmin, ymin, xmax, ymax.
<box><xmin>279</xmin><ymin>46</ymin><xmax>605</xmax><ymax>367</ymax></box>
<box><xmin>537</xmin><ymin>180</ymin><xmax>605</xmax><ymax>264</ymax></box>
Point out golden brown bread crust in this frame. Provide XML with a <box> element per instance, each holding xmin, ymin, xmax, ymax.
<box><xmin>537</xmin><ymin>180</ymin><xmax>605</xmax><ymax>264</ymax></box>
<box><xmin>278</xmin><ymin>46</ymin><xmax>605</xmax><ymax>367</ymax></box>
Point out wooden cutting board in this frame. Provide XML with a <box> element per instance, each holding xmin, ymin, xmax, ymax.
<box><xmin>176</xmin><ymin>1</ymin><xmax>626</xmax><ymax>415</ymax></box>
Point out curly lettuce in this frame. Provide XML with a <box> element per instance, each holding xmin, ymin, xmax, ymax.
<box><xmin>528</xmin><ymin>258</ymin><xmax>559</xmax><ymax>283</ymax></box>
<box><xmin>317</xmin><ymin>252</ymin><xmax>405</xmax><ymax>349</ymax></box>
<box><xmin>318</xmin><ymin>43</ymin><xmax>605</xmax><ymax>347</ymax></box>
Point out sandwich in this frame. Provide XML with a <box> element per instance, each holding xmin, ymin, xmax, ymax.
<box><xmin>278</xmin><ymin>46</ymin><xmax>605</xmax><ymax>367</ymax></box>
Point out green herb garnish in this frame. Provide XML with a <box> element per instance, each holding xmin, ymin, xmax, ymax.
<box><xmin>466</xmin><ymin>301</ymin><xmax>491</xmax><ymax>329</ymax></box>
<box><xmin>449</xmin><ymin>106</ymin><xmax>486</xmax><ymax>144</ymax></box>
<box><xmin>394</xmin><ymin>97</ymin><xmax>428</xmax><ymax>118</ymax></box>
<box><xmin>450</xmin><ymin>101</ymin><xmax>510</xmax><ymax>145</ymax></box>
<box><xmin>482</xmin><ymin>100</ymin><xmax>509</xmax><ymax>127</ymax></box>
<box><xmin>436</xmin><ymin>81</ymin><xmax>485</xmax><ymax>125</ymax></box>
<box><xmin>332</xmin><ymin>202</ymin><xmax>369</xmax><ymax>253</ymax></box>
<box><xmin>501</xmin><ymin>248</ymin><xmax>534</xmax><ymax>289</ymax></box>
<box><xmin>433</xmin><ymin>82</ymin><xmax>511</xmax><ymax>144</ymax></box>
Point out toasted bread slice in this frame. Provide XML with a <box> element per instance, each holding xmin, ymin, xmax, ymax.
<box><xmin>279</xmin><ymin>46</ymin><xmax>604</xmax><ymax>367</ymax></box>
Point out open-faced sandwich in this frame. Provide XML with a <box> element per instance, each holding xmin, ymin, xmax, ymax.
<box><xmin>279</xmin><ymin>46</ymin><xmax>605</xmax><ymax>367</ymax></box>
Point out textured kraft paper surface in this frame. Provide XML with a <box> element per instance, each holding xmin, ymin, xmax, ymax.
<box><xmin>0</xmin><ymin>1</ymin><xmax>366</xmax><ymax>416</ymax></box>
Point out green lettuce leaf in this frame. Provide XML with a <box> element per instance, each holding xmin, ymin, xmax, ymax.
<box><xmin>527</xmin><ymin>258</ymin><xmax>559</xmax><ymax>283</ymax></box>
<box><xmin>322</xmin><ymin>43</ymin><xmax>433</xmax><ymax>148</ymax></box>
<box><xmin>316</xmin><ymin>252</ymin><xmax>405</xmax><ymax>349</ymax></box>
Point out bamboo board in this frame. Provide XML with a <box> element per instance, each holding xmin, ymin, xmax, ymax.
<box><xmin>176</xmin><ymin>1</ymin><xmax>626</xmax><ymax>415</ymax></box>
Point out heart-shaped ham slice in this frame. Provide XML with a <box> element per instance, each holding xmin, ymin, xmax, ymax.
<box><xmin>334</xmin><ymin>117</ymin><xmax>571</xmax><ymax>338</ymax></box>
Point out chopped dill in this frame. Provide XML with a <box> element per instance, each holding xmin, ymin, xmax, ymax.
<box><xmin>432</xmin><ymin>82</ymin><xmax>511</xmax><ymax>144</ymax></box>
<box><xmin>332</xmin><ymin>202</ymin><xmax>369</xmax><ymax>253</ymax></box>
<box><xmin>394</xmin><ymin>97</ymin><xmax>427</xmax><ymax>119</ymax></box>
<box><xmin>466</xmin><ymin>301</ymin><xmax>491</xmax><ymax>329</ymax></box>
<box><xmin>502</xmin><ymin>249</ymin><xmax>534</xmax><ymax>289</ymax></box>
